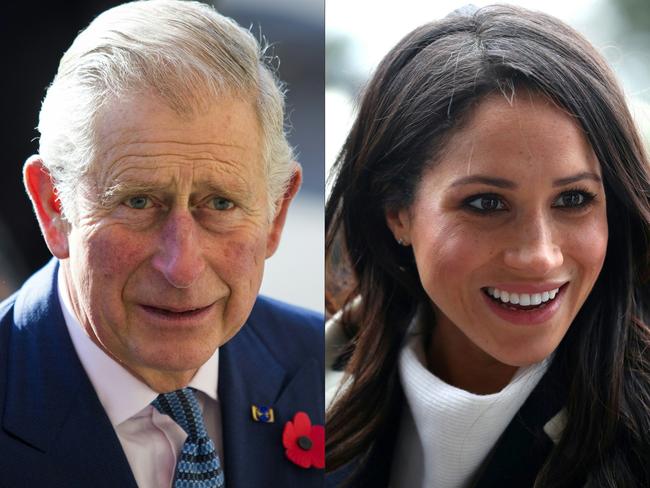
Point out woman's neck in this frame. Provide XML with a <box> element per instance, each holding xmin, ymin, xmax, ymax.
<box><xmin>426</xmin><ymin>311</ymin><xmax>518</xmax><ymax>394</ymax></box>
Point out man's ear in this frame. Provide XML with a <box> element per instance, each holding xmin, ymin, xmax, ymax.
<box><xmin>23</xmin><ymin>155</ymin><xmax>70</xmax><ymax>259</ymax></box>
<box><xmin>385</xmin><ymin>206</ymin><xmax>412</xmax><ymax>246</ymax></box>
<box><xmin>266</xmin><ymin>163</ymin><xmax>303</xmax><ymax>258</ymax></box>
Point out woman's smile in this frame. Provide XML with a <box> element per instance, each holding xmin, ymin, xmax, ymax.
<box><xmin>480</xmin><ymin>282</ymin><xmax>568</xmax><ymax>326</ymax></box>
<box><xmin>484</xmin><ymin>284</ymin><xmax>563</xmax><ymax>307</ymax></box>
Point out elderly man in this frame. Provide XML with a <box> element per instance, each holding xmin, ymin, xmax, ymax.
<box><xmin>0</xmin><ymin>1</ymin><xmax>323</xmax><ymax>487</ymax></box>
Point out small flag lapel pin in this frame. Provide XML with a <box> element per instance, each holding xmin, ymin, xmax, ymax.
<box><xmin>251</xmin><ymin>405</ymin><xmax>275</xmax><ymax>423</ymax></box>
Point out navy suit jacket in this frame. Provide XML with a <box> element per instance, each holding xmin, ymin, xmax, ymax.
<box><xmin>0</xmin><ymin>260</ymin><xmax>324</xmax><ymax>487</ymax></box>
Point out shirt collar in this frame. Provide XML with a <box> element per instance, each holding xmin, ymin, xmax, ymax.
<box><xmin>57</xmin><ymin>266</ymin><xmax>219</xmax><ymax>426</ymax></box>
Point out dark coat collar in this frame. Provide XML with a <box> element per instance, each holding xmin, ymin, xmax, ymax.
<box><xmin>472</xmin><ymin>355</ymin><xmax>568</xmax><ymax>487</ymax></box>
<box><xmin>220</xmin><ymin>314</ymin><xmax>324</xmax><ymax>486</ymax></box>
<box><xmin>2</xmin><ymin>259</ymin><xmax>138</xmax><ymax>486</ymax></box>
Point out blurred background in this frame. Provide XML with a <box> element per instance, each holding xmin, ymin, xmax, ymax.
<box><xmin>0</xmin><ymin>0</ymin><xmax>324</xmax><ymax>311</ymax></box>
<box><xmin>326</xmin><ymin>0</ymin><xmax>650</xmax><ymax>194</ymax></box>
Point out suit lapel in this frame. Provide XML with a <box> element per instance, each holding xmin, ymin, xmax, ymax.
<box><xmin>2</xmin><ymin>259</ymin><xmax>137</xmax><ymax>487</ymax></box>
<box><xmin>219</xmin><ymin>312</ymin><xmax>323</xmax><ymax>487</ymax></box>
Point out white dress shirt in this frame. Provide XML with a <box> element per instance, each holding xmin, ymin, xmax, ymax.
<box><xmin>57</xmin><ymin>269</ymin><xmax>223</xmax><ymax>488</ymax></box>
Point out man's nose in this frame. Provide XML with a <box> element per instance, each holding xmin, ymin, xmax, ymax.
<box><xmin>503</xmin><ymin>214</ymin><xmax>564</xmax><ymax>276</ymax></box>
<box><xmin>152</xmin><ymin>211</ymin><xmax>205</xmax><ymax>288</ymax></box>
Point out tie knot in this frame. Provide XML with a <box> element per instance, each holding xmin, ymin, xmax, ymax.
<box><xmin>152</xmin><ymin>387</ymin><xmax>207</xmax><ymax>439</ymax></box>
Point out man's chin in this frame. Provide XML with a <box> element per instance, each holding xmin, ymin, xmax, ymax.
<box><xmin>122</xmin><ymin>345</ymin><xmax>218</xmax><ymax>390</ymax></box>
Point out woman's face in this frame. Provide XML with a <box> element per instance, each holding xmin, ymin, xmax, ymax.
<box><xmin>387</xmin><ymin>92</ymin><xmax>608</xmax><ymax>369</ymax></box>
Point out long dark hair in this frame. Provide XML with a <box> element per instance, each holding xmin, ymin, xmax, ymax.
<box><xmin>326</xmin><ymin>5</ymin><xmax>650</xmax><ymax>486</ymax></box>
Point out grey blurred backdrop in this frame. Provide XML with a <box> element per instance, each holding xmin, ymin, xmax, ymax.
<box><xmin>326</xmin><ymin>0</ymin><xmax>650</xmax><ymax>191</ymax></box>
<box><xmin>0</xmin><ymin>0</ymin><xmax>324</xmax><ymax>311</ymax></box>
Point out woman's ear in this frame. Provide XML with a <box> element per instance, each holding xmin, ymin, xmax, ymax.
<box><xmin>23</xmin><ymin>155</ymin><xmax>70</xmax><ymax>259</ymax></box>
<box><xmin>385</xmin><ymin>207</ymin><xmax>412</xmax><ymax>246</ymax></box>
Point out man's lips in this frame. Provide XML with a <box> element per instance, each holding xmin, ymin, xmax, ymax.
<box><xmin>142</xmin><ymin>304</ymin><xmax>212</xmax><ymax>313</ymax></box>
<box><xmin>138</xmin><ymin>302</ymin><xmax>216</xmax><ymax>321</ymax></box>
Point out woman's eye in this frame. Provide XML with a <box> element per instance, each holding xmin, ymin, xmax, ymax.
<box><xmin>552</xmin><ymin>190</ymin><xmax>595</xmax><ymax>209</ymax></box>
<box><xmin>124</xmin><ymin>196</ymin><xmax>152</xmax><ymax>209</ymax></box>
<box><xmin>209</xmin><ymin>197</ymin><xmax>234</xmax><ymax>211</ymax></box>
<box><xmin>465</xmin><ymin>195</ymin><xmax>506</xmax><ymax>212</ymax></box>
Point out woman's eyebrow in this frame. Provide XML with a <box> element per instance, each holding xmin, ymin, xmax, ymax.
<box><xmin>552</xmin><ymin>172</ymin><xmax>602</xmax><ymax>187</ymax></box>
<box><xmin>449</xmin><ymin>171</ymin><xmax>602</xmax><ymax>189</ymax></box>
<box><xmin>450</xmin><ymin>175</ymin><xmax>516</xmax><ymax>189</ymax></box>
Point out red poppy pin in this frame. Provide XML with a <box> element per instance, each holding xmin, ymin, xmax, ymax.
<box><xmin>282</xmin><ymin>411</ymin><xmax>325</xmax><ymax>469</ymax></box>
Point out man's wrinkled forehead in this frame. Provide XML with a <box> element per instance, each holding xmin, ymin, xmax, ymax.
<box><xmin>94</xmin><ymin>89</ymin><xmax>260</xmax><ymax>148</ymax></box>
<box><xmin>80</xmin><ymin>92</ymin><xmax>266</xmax><ymax>200</ymax></box>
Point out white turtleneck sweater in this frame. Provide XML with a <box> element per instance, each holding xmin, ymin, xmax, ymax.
<box><xmin>390</xmin><ymin>333</ymin><xmax>550</xmax><ymax>488</ymax></box>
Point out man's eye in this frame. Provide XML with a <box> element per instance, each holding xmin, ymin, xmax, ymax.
<box><xmin>552</xmin><ymin>190</ymin><xmax>596</xmax><ymax>209</ymax></box>
<box><xmin>465</xmin><ymin>195</ymin><xmax>506</xmax><ymax>212</ymax></box>
<box><xmin>125</xmin><ymin>196</ymin><xmax>152</xmax><ymax>209</ymax></box>
<box><xmin>209</xmin><ymin>197</ymin><xmax>234</xmax><ymax>211</ymax></box>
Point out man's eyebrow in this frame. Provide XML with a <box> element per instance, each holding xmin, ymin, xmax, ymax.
<box><xmin>98</xmin><ymin>181</ymin><xmax>168</xmax><ymax>207</ymax></box>
<box><xmin>449</xmin><ymin>175</ymin><xmax>517</xmax><ymax>189</ymax></box>
<box><xmin>552</xmin><ymin>171</ymin><xmax>602</xmax><ymax>187</ymax></box>
<box><xmin>101</xmin><ymin>181</ymin><xmax>169</xmax><ymax>198</ymax></box>
<box><xmin>99</xmin><ymin>178</ymin><xmax>249</xmax><ymax>206</ymax></box>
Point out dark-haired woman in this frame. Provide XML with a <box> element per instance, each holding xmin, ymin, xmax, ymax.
<box><xmin>325</xmin><ymin>5</ymin><xmax>650</xmax><ymax>487</ymax></box>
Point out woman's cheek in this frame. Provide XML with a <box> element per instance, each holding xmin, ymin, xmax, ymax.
<box><xmin>564</xmin><ymin>214</ymin><xmax>608</xmax><ymax>275</ymax></box>
<box><xmin>413</xmin><ymin>220</ymin><xmax>482</xmax><ymax>295</ymax></box>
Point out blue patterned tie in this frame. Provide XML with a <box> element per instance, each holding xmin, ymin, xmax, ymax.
<box><xmin>152</xmin><ymin>388</ymin><xmax>225</xmax><ymax>487</ymax></box>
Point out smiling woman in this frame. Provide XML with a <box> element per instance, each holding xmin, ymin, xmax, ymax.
<box><xmin>385</xmin><ymin>92</ymin><xmax>609</xmax><ymax>394</ymax></box>
<box><xmin>325</xmin><ymin>4</ymin><xmax>650</xmax><ymax>487</ymax></box>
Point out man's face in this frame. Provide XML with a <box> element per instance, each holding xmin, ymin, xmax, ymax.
<box><xmin>60</xmin><ymin>92</ymin><xmax>280</xmax><ymax>388</ymax></box>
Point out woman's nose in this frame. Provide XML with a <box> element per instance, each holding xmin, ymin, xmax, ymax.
<box><xmin>151</xmin><ymin>211</ymin><xmax>206</xmax><ymax>288</ymax></box>
<box><xmin>503</xmin><ymin>215</ymin><xmax>564</xmax><ymax>276</ymax></box>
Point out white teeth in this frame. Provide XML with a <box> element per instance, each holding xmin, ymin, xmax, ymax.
<box><xmin>486</xmin><ymin>286</ymin><xmax>561</xmax><ymax>306</ymax></box>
